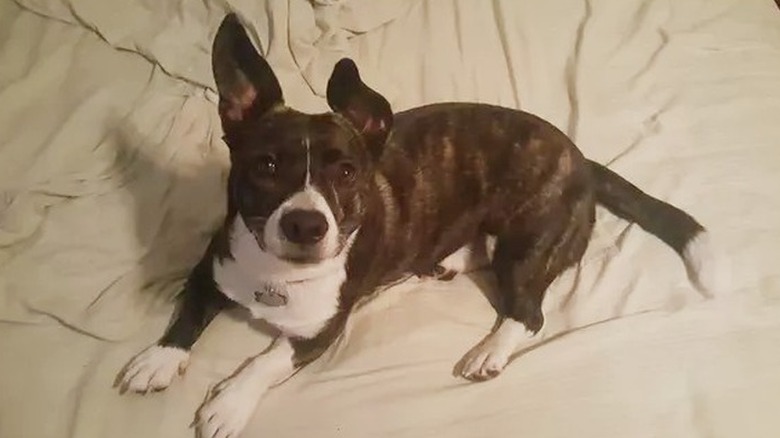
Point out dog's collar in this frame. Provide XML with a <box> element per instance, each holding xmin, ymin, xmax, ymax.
<box><xmin>258</xmin><ymin>266</ymin><xmax>347</xmax><ymax>307</ymax></box>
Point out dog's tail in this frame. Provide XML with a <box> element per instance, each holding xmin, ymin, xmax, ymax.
<box><xmin>588</xmin><ymin>159</ymin><xmax>724</xmax><ymax>295</ymax></box>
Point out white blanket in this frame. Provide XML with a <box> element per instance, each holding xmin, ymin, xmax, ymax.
<box><xmin>2</xmin><ymin>0</ymin><xmax>780</xmax><ymax>437</ymax></box>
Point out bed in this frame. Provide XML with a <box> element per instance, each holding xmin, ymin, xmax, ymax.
<box><xmin>2</xmin><ymin>0</ymin><xmax>780</xmax><ymax>437</ymax></box>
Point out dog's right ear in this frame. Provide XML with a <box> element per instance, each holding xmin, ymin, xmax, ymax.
<box><xmin>212</xmin><ymin>13</ymin><xmax>283</xmax><ymax>131</ymax></box>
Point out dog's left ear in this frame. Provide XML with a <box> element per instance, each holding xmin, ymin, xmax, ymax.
<box><xmin>327</xmin><ymin>59</ymin><xmax>393</xmax><ymax>156</ymax></box>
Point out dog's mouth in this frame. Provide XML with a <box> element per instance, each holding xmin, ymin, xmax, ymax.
<box><xmin>243</xmin><ymin>217</ymin><xmax>334</xmax><ymax>264</ymax></box>
<box><xmin>245</xmin><ymin>215</ymin><xmax>358</xmax><ymax>265</ymax></box>
<box><xmin>277</xmin><ymin>239</ymin><xmax>351</xmax><ymax>265</ymax></box>
<box><xmin>280</xmin><ymin>251</ymin><xmax>327</xmax><ymax>264</ymax></box>
<box><xmin>244</xmin><ymin>217</ymin><xmax>269</xmax><ymax>250</ymax></box>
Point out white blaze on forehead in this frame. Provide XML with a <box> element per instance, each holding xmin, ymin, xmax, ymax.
<box><xmin>304</xmin><ymin>136</ymin><xmax>311</xmax><ymax>187</ymax></box>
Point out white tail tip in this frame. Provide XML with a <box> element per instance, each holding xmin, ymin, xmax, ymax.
<box><xmin>682</xmin><ymin>232</ymin><xmax>730</xmax><ymax>297</ymax></box>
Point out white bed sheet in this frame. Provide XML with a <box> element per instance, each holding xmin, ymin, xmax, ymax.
<box><xmin>2</xmin><ymin>0</ymin><xmax>780</xmax><ymax>437</ymax></box>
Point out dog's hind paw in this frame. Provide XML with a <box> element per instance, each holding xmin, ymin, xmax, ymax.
<box><xmin>455</xmin><ymin>318</ymin><xmax>534</xmax><ymax>381</ymax></box>
<box><xmin>416</xmin><ymin>264</ymin><xmax>458</xmax><ymax>281</ymax></box>
<box><xmin>457</xmin><ymin>338</ymin><xmax>513</xmax><ymax>381</ymax></box>
<box><xmin>115</xmin><ymin>345</ymin><xmax>189</xmax><ymax>394</ymax></box>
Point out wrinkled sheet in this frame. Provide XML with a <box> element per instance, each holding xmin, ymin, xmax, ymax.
<box><xmin>2</xmin><ymin>0</ymin><xmax>780</xmax><ymax>437</ymax></box>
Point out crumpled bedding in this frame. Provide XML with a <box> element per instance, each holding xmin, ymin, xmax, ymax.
<box><xmin>2</xmin><ymin>0</ymin><xmax>780</xmax><ymax>437</ymax></box>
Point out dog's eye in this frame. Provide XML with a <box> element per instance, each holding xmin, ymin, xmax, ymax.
<box><xmin>336</xmin><ymin>161</ymin><xmax>357</xmax><ymax>184</ymax></box>
<box><xmin>255</xmin><ymin>155</ymin><xmax>277</xmax><ymax>178</ymax></box>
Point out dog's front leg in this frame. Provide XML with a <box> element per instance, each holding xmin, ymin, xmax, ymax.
<box><xmin>196</xmin><ymin>336</ymin><xmax>296</xmax><ymax>438</ymax></box>
<box><xmin>116</xmin><ymin>249</ymin><xmax>231</xmax><ymax>394</ymax></box>
<box><xmin>196</xmin><ymin>305</ymin><xmax>348</xmax><ymax>438</ymax></box>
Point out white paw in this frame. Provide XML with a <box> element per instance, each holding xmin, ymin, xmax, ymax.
<box><xmin>457</xmin><ymin>319</ymin><xmax>533</xmax><ymax>381</ymax></box>
<box><xmin>438</xmin><ymin>246</ymin><xmax>471</xmax><ymax>274</ymax></box>
<box><xmin>682</xmin><ymin>232</ymin><xmax>731</xmax><ymax>297</ymax></box>
<box><xmin>116</xmin><ymin>345</ymin><xmax>189</xmax><ymax>393</ymax></box>
<box><xmin>196</xmin><ymin>376</ymin><xmax>260</xmax><ymax>438</ymax></box>
<box><xmin>458</xmin><ymin>339</ymin><xmax>513</xmax><ymax>381</ymax></box>
<box><xmin>438</xmin><ymin>235</ymin><xmax>497</xmax><ymax>275</ymax></box>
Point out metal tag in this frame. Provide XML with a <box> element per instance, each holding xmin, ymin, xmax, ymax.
<box><xmin>254</xmin><ymin>283</ymin><xmax>288</xmax><ymax>307</ymax></box>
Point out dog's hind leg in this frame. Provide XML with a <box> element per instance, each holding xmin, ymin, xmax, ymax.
<box><xmin>457</xmin><ymin>203</ymin><xmax>593</xmax><ymax>381</ymax></box>
<box><xmin>418</xmin><ymin>236</ymin><xmax>498</xmax><ymax>281</ymax></box>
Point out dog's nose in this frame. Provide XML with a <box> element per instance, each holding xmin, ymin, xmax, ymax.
<box><xmin>280</xmin><ymin>209</ymin><xmax>329</xmax><ymax>245</ymax></box>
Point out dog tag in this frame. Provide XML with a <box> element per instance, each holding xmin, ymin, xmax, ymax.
<box><xmin>254</xmin><ymin>284</ymin><xmax>288</xmax><ymax>307</ymax></box>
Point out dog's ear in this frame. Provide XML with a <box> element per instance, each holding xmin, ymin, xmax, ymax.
<box><xmin>212</xmin><ymin>13</ymin><xmax>283</xmax><ymax>130</ymax></box>
<box><xmin>327</xmin><ymin>59</ymin><xmax>392</xmax><ymax>156</ymax></box>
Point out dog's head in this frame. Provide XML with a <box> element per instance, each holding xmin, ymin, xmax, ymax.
<box><xmin>212</xmin><ymin>14</ymin><xmax>392</xmax><ymax>264</ymax></box>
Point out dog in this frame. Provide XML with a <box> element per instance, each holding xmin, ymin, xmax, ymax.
<box><xmin>116</xmin><ymin>13</ymin><xmax>718</xmax><ymax>438</ymax></box>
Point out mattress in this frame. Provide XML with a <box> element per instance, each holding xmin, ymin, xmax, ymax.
<box><xmin>2</xmin><ymin>0</ymin><xmax>780</xmax><ymax>437</ymax></box>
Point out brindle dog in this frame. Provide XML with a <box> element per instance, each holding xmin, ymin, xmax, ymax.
<box><xmin>117</xmin><ymin>14</ymin><xmax>716</xmax><ymax>438</ymax></box>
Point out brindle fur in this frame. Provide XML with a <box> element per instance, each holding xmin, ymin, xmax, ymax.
<box><xmin>154</xmin><ymin>13</ymin><xmax>704</xmax><ymax>374</ymax></box>
<box><xmin>288</xmin><ymin>104</ymin><xmax>595</xmax><ymax>360</ymax></box>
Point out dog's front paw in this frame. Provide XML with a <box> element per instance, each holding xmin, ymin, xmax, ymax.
<box><xmin>115</xmin><ymin>345</ymin><xmax>189</xmax><ymax>393</ymax></box>
<box><xmin>196</xmin><ymin>376</ymin><xmax>260</xmax><ymax>438</ymax></box>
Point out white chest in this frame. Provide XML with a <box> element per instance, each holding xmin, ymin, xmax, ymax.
<box><xmin>213</xmin><ymin>217</ymin><xmax>347</xmax><ymax>339</ymax></box>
